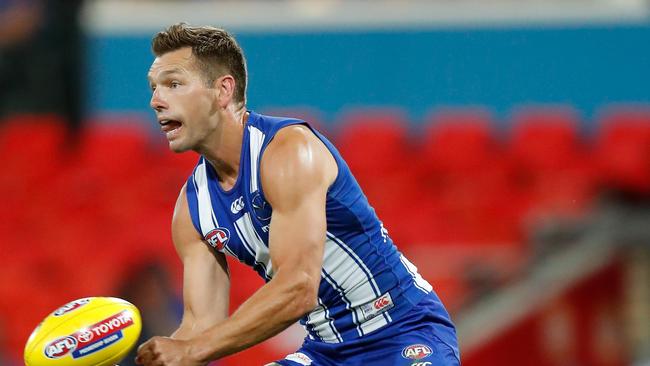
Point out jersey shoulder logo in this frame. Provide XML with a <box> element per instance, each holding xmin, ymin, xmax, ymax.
<box><xmin>251</xmin><ymin>192</ymin><xmax>272</xmax><ymax>222</ymax></box>
<box><xmin>205</xmin><ymin>228</ymin><xmax>230</xmax><ymax>251</ymax></box>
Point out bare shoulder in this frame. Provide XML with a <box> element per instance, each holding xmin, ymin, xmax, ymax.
<box><xmin>172</xmin><ymin>183</ymin><xmax>192</xmax><ymax>231</ymax></box>
<box><xmin>260</xmin><ymin>124</ymin><xmax>337</xmax><ymax>201</ymax></box>
<box><xmin>269</xmin><ymin>124</ymin><xmax>316</xmax><ymax>146</ymax></box>
<box><xmin>263</xmin><ymin>124</ymin><xmax>331</xmax><ymax>164</ymax></box>
<box><xmin>171</xmin><ymin>183</ymin><xmax>204</xmax><ymax>255</ymax></box>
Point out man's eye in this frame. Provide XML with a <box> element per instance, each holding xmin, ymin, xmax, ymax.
<box><xmin>170</xmin><ymin>81</ymin><xmax>181</xmax><ymax>88</ymax></box>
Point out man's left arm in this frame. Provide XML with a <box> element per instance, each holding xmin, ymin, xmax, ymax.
<box><xmin>138</xmin><ymin>125</ymin><xmax>337</xmax><ymax>365</ymax></box>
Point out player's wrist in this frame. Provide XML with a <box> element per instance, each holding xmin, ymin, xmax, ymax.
<box><xmin>186</xmin><ymin>335</ymin><xmax>215</xmax><ymax>364</ymax></box>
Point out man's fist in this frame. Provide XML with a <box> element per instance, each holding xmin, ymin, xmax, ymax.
<box><xmin>135</xmin><ymin>336</ymin><xmax>204</xmax><ymax>366</ymax></box>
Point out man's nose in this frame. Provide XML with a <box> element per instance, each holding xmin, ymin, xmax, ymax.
<box><xmin>150</xmin><ymin>89</ymin><xmax>168</xmax><ymax>111</ymax></box>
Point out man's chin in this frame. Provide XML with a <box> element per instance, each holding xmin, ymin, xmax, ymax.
<box><xmin>168</xmin><ymin>141</ymin><xmax>191</xmax><ymax>153</ymax></box>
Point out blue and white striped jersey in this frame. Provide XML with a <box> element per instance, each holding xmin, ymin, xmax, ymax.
<box><xmin>185</xmin><ymin>111</ymin><xmax>450</xmax><ymax>343</ymax></box>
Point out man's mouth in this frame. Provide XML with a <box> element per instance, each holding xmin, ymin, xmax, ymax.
<box><xmin>160</xmin><ymin>120</ymin><xmax>182</xmax><ymax>137</ymax></box>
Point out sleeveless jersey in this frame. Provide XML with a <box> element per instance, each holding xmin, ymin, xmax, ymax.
<box><xmin>185</xmin><ymin>111</ymin><xmax>448</xmax><ymax>344</ymax></box>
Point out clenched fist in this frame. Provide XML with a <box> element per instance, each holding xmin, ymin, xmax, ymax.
<box><xmin>135</xmin><ymin>336</ymin><xmax>205</xmax><ymax>366</ymax></box>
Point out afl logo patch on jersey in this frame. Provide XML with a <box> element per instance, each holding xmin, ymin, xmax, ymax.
<box><xmin>205</xmin><ymin>228</ymin><xmax>230</xmax><ymax>251</ymax></box>
<box><xmin>402</xmin><ymin>344</ymin><xmax>433</xmax><ymax>360</ymax></box>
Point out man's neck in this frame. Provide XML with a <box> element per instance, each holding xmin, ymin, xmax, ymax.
<box><xmin>201</xmin><ymin>108</ymin><xmax>248</xmax><ymax>190</ymax></box>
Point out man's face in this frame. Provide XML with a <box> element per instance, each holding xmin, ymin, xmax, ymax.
<box><xmin>148</xmin><ymin>47</ymin><xmax>219</xmax><ymax>152</ymax></box>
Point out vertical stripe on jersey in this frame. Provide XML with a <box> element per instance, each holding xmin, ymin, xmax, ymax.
<box><xmin>231</xmin><ymin>221</ymin><xmax>267</xmax><ymax>278</ymax></box>
<box><xmin>303</xmin><ymin>311</ymin><xmax>320</xmax><ymax>341</ymax></box>
<box><xmin>248</xmin><ymin>126</ymin><xmax>265</xmax><ymax>193</ymax></box>
<box><xmin>193</xmin><ymin>160</ymin><xmax>218</xmax><ymax>236</ymax></box>
<box><xmin>233</xmin><ymin>213</ymin><xmax>274</xmax><ymax>279</ymax></box>
<box><xmin>400</xmin><ymin>254</ymin><xmax>433</xmax><ymax>293</ymax></box>
<box><xmin>325</xmin><ymin>232</ymin><xmax>382</xmax><ymax>298</ymax></box>
<box><xmin>305</xmin><ymin>325</ymin><xmax>315</xmax><ymax>340</ymax></box>
<box><xmin>320</xmin><ymin>269</ymin><xmax>361</xmax><ymax>338</ymax></box>
<box><xmin>319</xmin><ymin>298</ymin><xmax>343</xmax><ymax>343</ymax></box>
<box><xmin>318</xmin><ymin>233</ymin><xmax>391</xmax><ymax>336</ymax></box>
<box><xmin>307</xmin><ymin>298</ymin><xmax>342</xmax><ymax>343</ymax></box>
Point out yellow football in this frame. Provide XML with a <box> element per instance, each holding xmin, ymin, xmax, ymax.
<box><xmin>24</xmin><ymin>297</ymin><xmax>142</xmax><ymax>366</ymax></box>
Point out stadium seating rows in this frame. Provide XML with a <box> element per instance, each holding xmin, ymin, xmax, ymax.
<box><xmin>0</xmin><ymin>107</ymin><xmax>649</xmax><ymax>361</ymax></box>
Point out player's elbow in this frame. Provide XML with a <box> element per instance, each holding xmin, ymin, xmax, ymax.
<box><xmin>285</xmin><ymin>271</ymin><xmax>319</xmax><ymax>318</ymax></box>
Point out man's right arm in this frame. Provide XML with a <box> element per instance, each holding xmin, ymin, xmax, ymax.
<box><xmin>169</xmin><ymin>184</ymin><xmax>230</xmax><ymax>340</ymax></box>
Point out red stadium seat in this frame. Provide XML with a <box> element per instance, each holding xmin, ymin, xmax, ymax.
<box><xmin>334</xmin><ymin>109</ymin><xmax>425</xmax><ymax>250</ymax></box>
<box><xmin>421</xmin><ymin>109</ymin><xmax>499</xmax><ymax>173</ymax></box>
<box><xmin>509</xmin><ymin>108</ymin><xmax>586</xmax><ymax>170</ymax></box>
<box><xmin>0</xmin><ymin>114</ymin><xmax>67</xmax><ymax>154</ymax></box>
<box><xmin>334</xmin><ymin>109</ymin><xmax>414</xmax><ymax>213</ymax></box>
<box><xmin>595</xmin><ymin>108</ymin><xmax>650</xmax><ymax>194</ymax></box>
<box><xmin>0</xmin><ymin>114</ymin><xmax>67</xmax><ymax>190</ymax></box>
<box><xmin>335</xmin><ymin>108</ymin><xmax>411</xmax><ymax>181</ymax></box>
<box><xmin>75</xmin><ymin>120</ymin><xmax>154</xmax><ymax>181</ymax></box>
<box><xmin>418</xmin><ymin>110</ymin><xmax>523</xmax><ymax>246</ymax></box>
<box><xmin>508</xmin><ymin>108</ymin><xmax>596</xmax><ymax>218</ymax></box>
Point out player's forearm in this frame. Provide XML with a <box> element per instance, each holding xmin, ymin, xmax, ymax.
<box><xmin>170</xmin><ymin>323</ymin><xmax>200</xmax><ymax>341</ymax></box>
<box><xmin>188</xmin><ymin>270</ymin><xmax>317</xmax><ymax>362</ymax></box>
<box><xmin>171</xmin><ymin>310</ymin><xmax>229</xmax><ymax>341</ymax></box>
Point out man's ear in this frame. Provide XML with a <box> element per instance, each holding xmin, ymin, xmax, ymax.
<box><xmin>215</xmin><ymin>75</ymin><xmax>236</xmax><ymax>108</ymax></box>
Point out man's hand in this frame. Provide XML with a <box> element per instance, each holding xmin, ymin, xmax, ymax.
<box><xmin>135</xmin><ymin>336</ymin><xmax>204</xmax><ymax>366</ymax></box>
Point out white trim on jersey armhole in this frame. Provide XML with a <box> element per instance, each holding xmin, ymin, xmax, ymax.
<box><xmin>400</xmin><ymin>254</ymin><xmax>434</xmax><ymax>293</ymax></box>
<box><xmin>248</xmin><ymin>126</ymin><xmax>265</xmax><ymax>193</ymax></box>
<box><xmin>194</xmin><ymin>161</ymin><xmax>218</xmax><ymax>236</ymax></box>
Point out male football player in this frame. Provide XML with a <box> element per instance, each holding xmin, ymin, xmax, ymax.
<box><xmin>136</xmin><ymin>23</ymin><xmax>459</xmax><ymax>366</ymax></box>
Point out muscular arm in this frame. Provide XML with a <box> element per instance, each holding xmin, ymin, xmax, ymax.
<box><xmin>136</xmin><ymin>126</ymin><xmax>336</xmax><ymax>365</ymax></box>
<box><xmin>187</xmin><ymin>125</ymin><xmax>337</xmax><ymax>361</ymax></box>
<box><xmin>167</xmin><ymin>185</ymin><xmax>231</xmax><ymax>339</ymax></box>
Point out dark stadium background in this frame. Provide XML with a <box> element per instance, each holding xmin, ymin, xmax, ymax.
<box><xmin>1</xmin><ymin>1</ymin><xmax>649</xmax><ymax>365</ymax></box>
